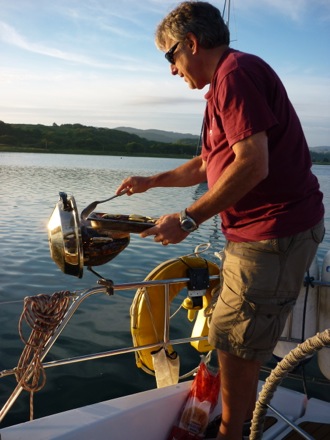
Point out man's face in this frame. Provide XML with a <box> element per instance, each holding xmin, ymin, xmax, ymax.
<box><xmin>164</xmin><ymin>37</ymin><xmax>206</xmax><ymax>90</ymax></box>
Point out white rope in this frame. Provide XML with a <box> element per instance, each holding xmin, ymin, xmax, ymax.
<box><xmin>250</xmin><ymin>329</ymin><xmax>330</xmax><ymax>440</ymax></box>
<box><xmin>16</xmin><ymin>291</ymin><xmax>71</xmax><ymax>420</ymax></box>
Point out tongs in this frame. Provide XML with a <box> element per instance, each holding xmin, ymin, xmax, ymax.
<box><xmin>81</xmin><ymin>188</ymin><xmax>129</xmax><ymax>220</ymax></box>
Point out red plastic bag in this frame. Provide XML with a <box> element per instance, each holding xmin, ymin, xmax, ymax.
<box><xmin>168</xmin><ymin>360</ymin><xmax>220</xmax><ymax>440</ymax></box>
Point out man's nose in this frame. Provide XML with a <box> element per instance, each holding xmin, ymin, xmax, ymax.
<box><xmin>170</xmin><ymin>64</ymin><xmax>178</xmax><ymax>75</ymax></box>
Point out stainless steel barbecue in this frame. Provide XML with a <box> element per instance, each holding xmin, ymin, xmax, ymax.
<box><xmin>48</xmin><ymin>192</ymin><xmax>157</xmax><ymax>278</ymax></box>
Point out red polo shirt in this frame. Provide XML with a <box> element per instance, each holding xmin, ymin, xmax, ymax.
<box><xmin>202</xmin><ymin>49</ymin><xmax>324</xmax><ymax>241</ymax></box>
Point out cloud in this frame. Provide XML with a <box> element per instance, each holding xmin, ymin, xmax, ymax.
<box><xmin>236</xmin><ymin>0</ymin><xmax>330</xmax><ymax>22</ymax></box>
<box><xmin>0</xmin><ymin>21</ymin><xmax>96</xmax><ymax>63</ymax></box>
<box><xmin>284</xmin><ymin>74</ymin><xmax>330</xmax><ymax>146</ymax></box>
<box><xmin>261</xmin><ymin>0</ymin><xmax>311</xmax><ymax>21</ymax></box>
<box><xmin>57</xmin><ymin>3</ymin><xmax>146</xmax><ymax>39</ymax></box>
<box><xmin>0</xmin><ymin>0</ymin><xmax>328</xmax><ymax>146</ymax></box>
<box><xmin>0</xmin><ymin>20</ymin><xmax>158</xmax><ymax>72</ymax></box>
<box><xmin>128</xmin><ymin>96</ymin><xmax>205</xmax><ymax>107</ymax></box>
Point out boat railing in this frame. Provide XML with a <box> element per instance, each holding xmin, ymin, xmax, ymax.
<box><xmin>0</xmin><ymin>273</ymin><xmax>219</xmax><ymax>422</ymax></box>
<box><xmin>1</xmin><ymin>273</ymin><xmax>330</xmax><ymax>425</ymax></box>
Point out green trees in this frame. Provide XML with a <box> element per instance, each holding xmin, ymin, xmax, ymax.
<box><xmin>0</xmin><ymin>121</ymin><xmax>197</xmax><ymax>158</ymax></box>
<box><xmin>1</xmin><ymin>120</ymin><xmax>328</xmax><ymax>161</ymax></box>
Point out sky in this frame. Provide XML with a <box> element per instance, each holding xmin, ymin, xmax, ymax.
<box><xmin>0</xmin><ymin>0</ymin><xmax>329</xmax><ymax>147</ymax></box>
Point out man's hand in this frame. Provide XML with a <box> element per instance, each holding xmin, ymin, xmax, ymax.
<box><xmin>116</xmin><ymin>176</ymin><xmax>151</xmax><ymax>196</ymax></box>
<box><xmin>140</xmin><ymin>213</ymin><xmax>189</xmax><ymax>245</ymax></box>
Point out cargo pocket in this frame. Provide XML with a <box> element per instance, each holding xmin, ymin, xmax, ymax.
<box><xmin>311</xmin><ymin>220</ymin><xmax>325</xmax><ymax>244</ymax></box>
<box><xmin>234</xmin><ymin>300</ymin><xmax>295</xmax><ymax>351</ymax></box>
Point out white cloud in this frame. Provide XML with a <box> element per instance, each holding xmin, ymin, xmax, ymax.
<box><xmin>283</xmin><ymin>74</ymin><xmax>330</xmax><ymax>146</ymax></box>
<box><xmin>0</xmin><ymin>0</ymin><xmax>329</xmax><ymax>146</ymax></box>
<box><xmin>0</xmin><ymin>21</ymin><xmax>96</xmax><ymax>64</ymax></box>
<box><xmin>236</xmin><ymin>0</ymin><xmax>330</xmax><ymax>22</ymax></box>
<box><xmin>0</xmin><ymin>20</ymin><xmax>158</xmax><ymax>72</ymax></box>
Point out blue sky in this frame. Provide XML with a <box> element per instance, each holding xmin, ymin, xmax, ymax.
<box><xmin>0</xmin><ymin>0</ymin><xmax>329</xmax><ymax>147</ymax></box>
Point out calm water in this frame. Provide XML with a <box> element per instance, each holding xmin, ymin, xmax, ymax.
<box><xmin>0</xmin><ymin>152</ymin><xmax>329</xmax><ymax>427</ymax></box>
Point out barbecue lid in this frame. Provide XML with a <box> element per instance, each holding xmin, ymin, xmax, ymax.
<box><xmin>48</xmin><ymin>192</ymin><xmax>84</xmax><ymax>278</ymax></box>
<box><xmin>47</xmin><ymin>192</ymin><xmax>156</xmax><ymax>278</ymax></box>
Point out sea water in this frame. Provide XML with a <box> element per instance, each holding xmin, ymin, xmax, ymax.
<box><xmin>0</xmin><ymin>152</ymin><xmax>329</xmax><ymax>427</ymax></box>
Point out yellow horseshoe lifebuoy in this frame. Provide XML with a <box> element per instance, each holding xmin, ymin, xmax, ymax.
<box><xmin>130</xmin><ymin>255</ymin><xmax>220</xmax><ymax>373</ymax></box>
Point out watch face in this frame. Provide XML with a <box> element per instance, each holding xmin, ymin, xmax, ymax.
<box><xmin>181</xmin><ymin>218</ymin><xmax>196</xmax><ymax>232</ymax></box>
<box><xmin>180</xmin><ymin>210</ymin><xmax>197</xmax><ymax>232</ymax></box>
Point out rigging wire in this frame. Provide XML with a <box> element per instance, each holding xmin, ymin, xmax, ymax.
<box><xmin>300</xmin><ymin>271</ymin><xmax>314</xmax><ymax>398</ymax></box>
<box><xmin>0</xmin><ymin>299</ymin><xmax>26</xmax><ymax>306</ymax></box>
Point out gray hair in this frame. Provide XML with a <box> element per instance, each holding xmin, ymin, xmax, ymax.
<box><xmin>155</xmin><ymin>1</ymin><xmax>230</xmax><ymax>50</ymax></box>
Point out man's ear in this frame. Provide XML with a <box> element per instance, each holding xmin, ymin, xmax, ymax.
<box><xmin>185</xmin><ymin>32</ymin><xmax>199</xmax><ymax>54</ymax></box>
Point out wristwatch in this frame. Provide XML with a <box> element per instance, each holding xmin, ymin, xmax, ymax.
<box><xmin>180</xmin><ymin>210</ymin><xmax>198</xmax><ymax>232</ymax></box>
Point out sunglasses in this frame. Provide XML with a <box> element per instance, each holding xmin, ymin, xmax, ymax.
<box><xmin>164</xmin><ymin>42</ymin><xmax>180</xmax><ymax>64</ymax></box>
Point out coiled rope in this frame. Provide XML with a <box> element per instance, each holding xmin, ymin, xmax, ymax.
<box><xmin>16</xmin><ymin>291</ymin><xmax>71</xmax><ymax>420</ymax></box>
<box><xmin>250</xmin><ymin>329</ymin><xmax>330</xmax><ymax>440</ymax></box>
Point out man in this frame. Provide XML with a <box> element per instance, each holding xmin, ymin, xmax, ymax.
<box><xmin>116</xmin><ymin>2</ymin><xmax>325</xmax><ymax>439</ymax></box>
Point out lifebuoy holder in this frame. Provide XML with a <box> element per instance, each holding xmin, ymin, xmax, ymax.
<box><xmin>130</xmin><ymin>254</ymin><xmax>220</xmax><ymax>374</ymax></box>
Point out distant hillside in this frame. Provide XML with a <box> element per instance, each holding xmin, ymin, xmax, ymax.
<box><xmin>116</xmin><ymin>126</ymin><xmax>200</xmax><ymax>144</ymax></box>
<box><xmin>0</xmin><ymin>121</ymin><xmax>198</xmax><ymax>158</ymax></box>
<box><xmin>0</xmin><ymin>120</ymin><xmax>328</xmax><ymax>162</ymax></box>
<box><xmin>309</xmin><ymin>146</ymin><xmax>330</xmax><ymax>164</ymax></box>
<box><xmin>310</xmin><ymin>146</ymin><xmax>330</xmax><ymax>153</ymax></box>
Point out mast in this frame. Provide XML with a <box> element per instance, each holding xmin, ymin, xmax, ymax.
<box><xmin>222</xmin><ymin>0</ymin><xmax>231</xmax><ymax>28</ymax></box>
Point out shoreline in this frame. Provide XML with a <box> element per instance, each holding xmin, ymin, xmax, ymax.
<box><xmin>0</xmin><ymin>147</ymin><xmax>328</xmax><ymax>164</ymax></box>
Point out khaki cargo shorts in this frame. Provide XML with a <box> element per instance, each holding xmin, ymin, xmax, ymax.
<box><xmin>208</xmin><ymin>220</ymin><xmax>325</xmax><ymax>362</ymax></box>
